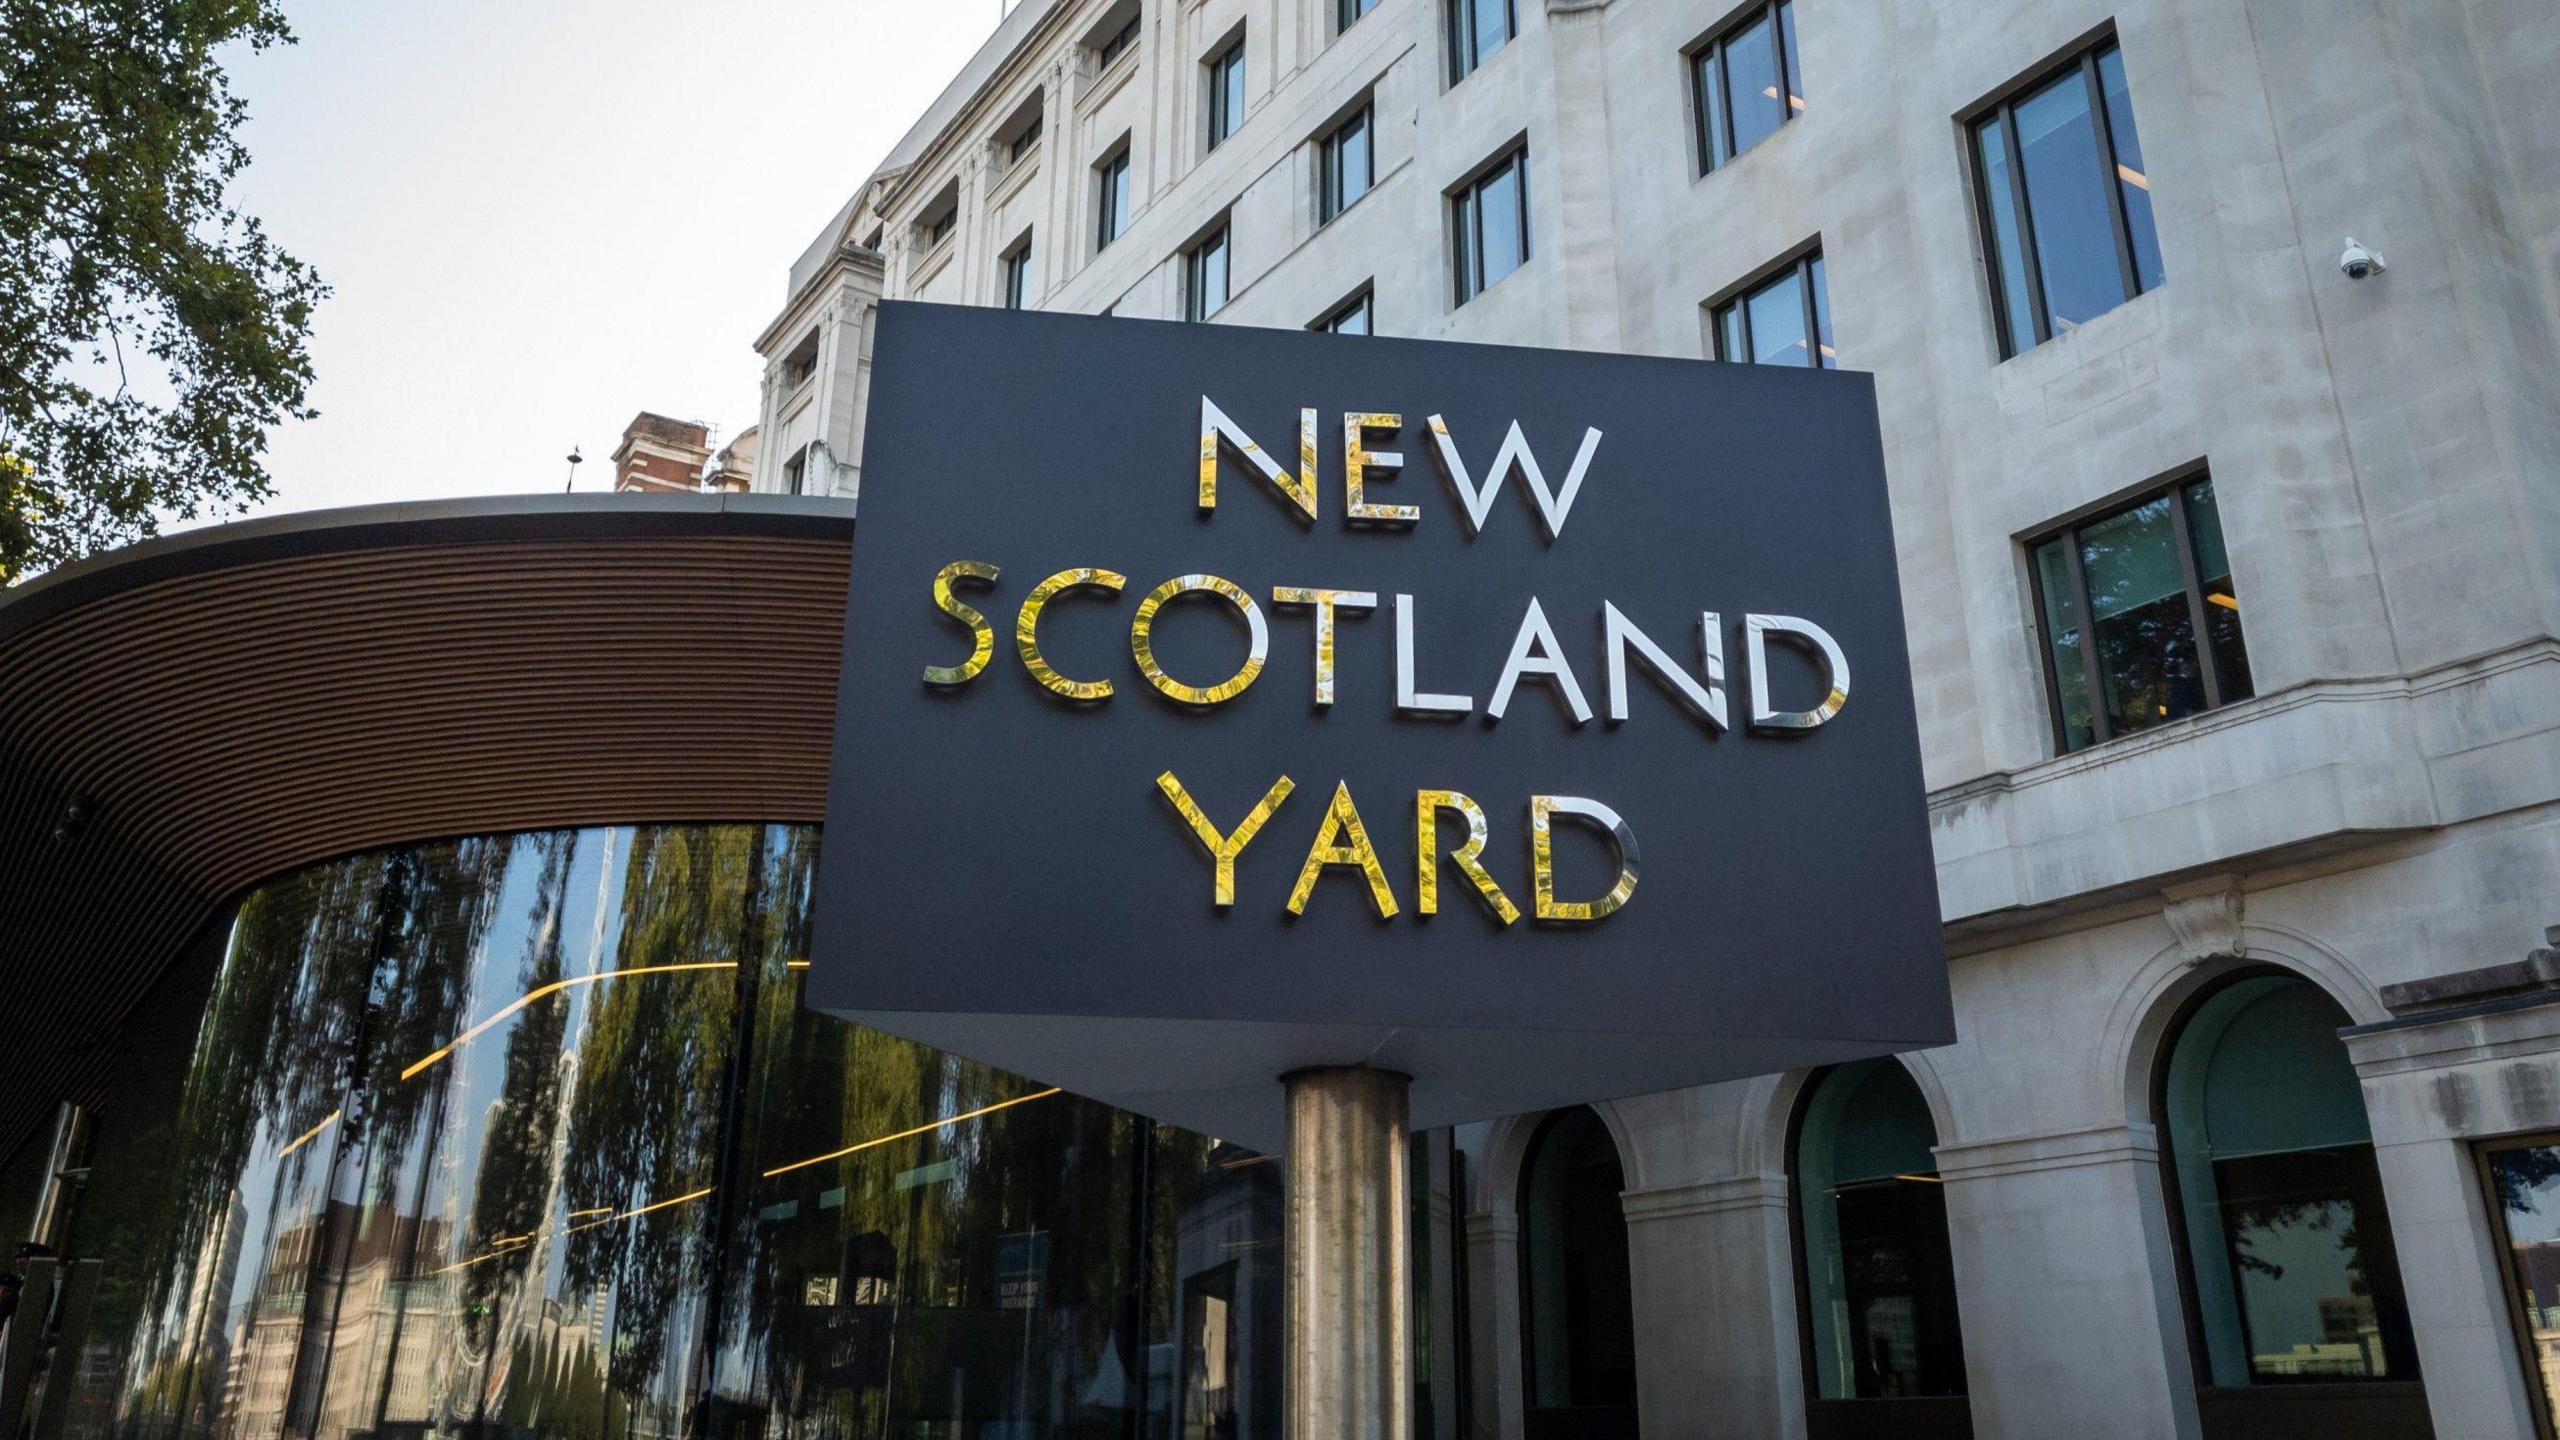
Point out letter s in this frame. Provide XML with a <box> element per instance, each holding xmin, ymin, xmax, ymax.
<box><xmin>923</xmin><ymin>561</ymin><xmax>1002</xmax><ymax>687</ymax></box>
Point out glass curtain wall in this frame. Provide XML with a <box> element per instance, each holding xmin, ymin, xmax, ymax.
<box><xmin>56</xmin><ymin>824</ymin><xmax>1288</xmax><ymax>1440</ymax></box>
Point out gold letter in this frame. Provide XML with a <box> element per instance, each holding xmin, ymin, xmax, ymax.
<box><xmin>1016</xmin><ymin>567</ymin><xmax>1126</xmax><ymax>701</ymax></box>
<box><xmin>1344</xmin><ymin>413</ymin><xmax>1418</xmax><ymax>527</ymax></box>
<box><xmin>1531</xmin><ymin>796</ymin><xmax>1640</xmax><ymax>922</ymax></box>
<box><xmin>1158</xmin><ymin>772</ymin><xmax>1295</xmax><ymax>908</ymax></box>
<box><xmin>1287</xmin><ymin>781</ymin><xmax>1400</xmax><ymax>919</ymax></box>
<box><xmin>1417</xmin><ymin>790</ymin><xmax>1521</xmax><ymax>925</ymax></box>
<box><xmin>923</xmin><ymin>561</ymin><xmax>1002</xmax><ymax>687</ymax></box>
<box><xmin>1271</xmin><ymin>587</ymin><xmax>1378</xmax><ymax>707</ymax></box>
<box><xmin>1200</xmin><ymin>396</ymin><xmax>1319</xmax><ymax>523</ymax></box>
<box><xmin>1130</xmin><ymin>574</ymin><xmax>1269</xmax><ymax>706</ymax></box>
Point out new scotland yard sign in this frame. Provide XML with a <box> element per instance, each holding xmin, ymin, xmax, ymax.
<box><xmin>810</xmin><ymin>302</ymin><xmax>1950</xmax><ymax>1149</ymax></box>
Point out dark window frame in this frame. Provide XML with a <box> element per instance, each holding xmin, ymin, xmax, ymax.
<box><xmin>923</xmin><ymin>206</ymin><xmax>958</xmax><ymax>249</ymax></box>
<box><xmin>1186</xmin><ymin>220</ymin><xmax>1232</xmax><ymax>322</ymax></box>
<box><xmin>2149</xmin><ymin>968</ymin><xmax>2434</xmax><ymax>1440</ymax></box>
<box><xmin>1451</xmin><ymin>144</ymin><xmax>1530</xmax><ymax>305</ymax></box>
<box><xmin>1095</xmin><ymin>9</ymin><xmax>1142</xmax><ymax>68</ymax></box>
<box><xmin>1689</xmin><ymin>0</ymin><xmax>1801</xmax><ymax>174</ymax></box>
<box><xmin>1339</xmin><ymin>0</ymin><xmax>1380</xmax><ymax>33</ymax></box>
<box><xmin>1095</xmin><ymin>140</ymin><xmax>1133</xmax><ymax>253</ymax></box>
<box><xmin>2475</xmin><ymin>1133</ymin><xmax>2560</xmax><ymax>1440</ymax></box>
<box><xmin>1000</xmin><ymin>236</ymin><xmax>1034</xmax><ymax>310</ymax></box>
<box><xmin>1206</xmin><ymin>33</ymin><xmax>1247</xmax><ymax>151</ymax></box>
<box><xmin>1313</xmin><ymin>285</ymin><xmax>1374</xmax><ymax>335</ymax></box>
<box><xmin>2024</xmin><ymin>467</ymin><xmax>2250</xmax><ymax>754</ymax></box>
<box><xmin>1709</xmin><ymin>244</ymin><xmax>1832</xmax><ymax>368</ymax></box>
<box><xmin>1447</xmin><ymin>0</ymin><xmax>1517</xmax><ymax>85</ymax></box>
<box><xmin>1318</xmin><ymin>102</ymin><xmax>1375</xmax><ymax>225</ymax></box>
<box><xmin>1008</xmin><ymin>111</ymin><xmax>1045</xmax><ymax>165</ymax></box>
<box><xmin>1964</xmin><ymin>33</ymin><xmax>2157</xmax><ymax>358</ymax></box>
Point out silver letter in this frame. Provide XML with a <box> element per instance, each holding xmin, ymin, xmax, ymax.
<box><xmin>1601</xmin><ymin>601</ymin><xmax>1727</xmax><ymax>732</ymax></box>
<box><xmin>1394</xmin><ymin>594</ymin><xmax>1472</xmax><ymax>716</ymax></box>
<box><xmin>1745</xmin><ymin>614</ymin><xmax>1851</xmax><ymax>732</ymax></box>
<box><xmin>1423</xmin><ymin>415</ymin><xmax>1603</xmax><ymax>541</ymax></box>
<box><xmin>1343</xmin><ymin>413</ymin><xmax>1418</xmax><ymax>527</ymax></box>
<box><xmin>1485</xmin><ymin>597</ymin><xmax>1592</xmax><ymax>725</ymax></box>
<box><xmin>1199</xmin><ymin>396</ymin><xmax>1319</xmax><ymax>523</ymax></box>
<box><xmin>1271</xmin><ymin>587</ymin><xmax>1378</xmax><ymax>708</ymax></box>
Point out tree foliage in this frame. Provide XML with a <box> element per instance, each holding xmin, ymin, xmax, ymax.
<box><xmin>0</xmin><ymin>0</ymin><xmax>324</xmax><ymax>582</ymax></box>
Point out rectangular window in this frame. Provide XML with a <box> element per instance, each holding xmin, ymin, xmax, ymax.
<box><xmin>1692</xmin><ymin>1</ymin><xmax>1801</xmax><ymax>172</ymax></box>
<box><xmin>782</xmin><ymin>446</ymin><xmax>808</xmax><ymax>496</ymax></box>
<box><xmin>1448</xmin><ymin>0</ymin><xmax>1515</xmax><ymax>83</ymax></box>
<box><xmin>1340</xmin><ymin>0</ymin><xmax>1379</xmax><ymax>31</ymax></box>
<box><xmin>1009</xmin><ymin>113</ymin><xmax>1044</xmax><ymax>165</ymax></box>
<box><xmin>1002</xmin><ymin>239</ymin><xmax>1033</xmax><ymax>310</ymax></box>
<box><xmin>1318</xmin><ymin>105</ymin><xmax>1374</xmax><ymax>224</ymax></box>
<box><xmin>1969</xmin><ymin>37</ymin><xmax>2164</xmax><ymax>356</ymax></box>
<box><xmin>781</xmin><ymin>330</ymin><xmax>820</xmax><ymax>389</ymax></box>
<box><xmin>1187</xmin><ymin>223</ymin><xmax>1231</xmax><ymax>322</ymax></box>
<box><xmin>1096</xmin><ymin>10</ymin><xmax>1141</xmax><ymax>67</ymax></box>
<box><xmin>2480</xmin><ymin>1138</ymin><xmax>2560</xmax><ymax>1438</ymax></box>
<box><xmin>2028</xmin><ymin>472</ymin><xmax>2252</xmax><ymax>753</ymax></box>
<box><xmin>1096</xmin><ymin>144</ymin><xmax>1132</xmax><ymax>251</ymax></box>
<box><xmin>1452</xmin><ymin>147</ymin><xmax>1528</xmax><ymax>303</ymax></box>
<box><xmin>1711</xmin><ymin>249</ymin><xmax>1833</xmax><ymax>367</ymax></box>
<box><xmin>1315</xmin><ymin>287</ymin><xmax>1373</xmax><ymax>335</ymax></box>
<box><xmin>1207</xmin><ymin>37</ymin><xmax>1246</xmax><ymax>151</ymax></box>
<box><xmin>925</xmin><ymin>208</ymin><xmax>957</xmax><ymax>248</ymax></box>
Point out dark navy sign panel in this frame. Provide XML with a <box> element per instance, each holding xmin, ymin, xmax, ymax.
<box><xmin>813</xmin><ymin>301</ymin><xmax>1950</xmax><ymax>1149</ymax></box>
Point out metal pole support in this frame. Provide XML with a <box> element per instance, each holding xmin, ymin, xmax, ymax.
<box><xmin>1284</xmin><ymin>1066</ymin><xmax>1411</xmax><ymax>1440</ymax></box>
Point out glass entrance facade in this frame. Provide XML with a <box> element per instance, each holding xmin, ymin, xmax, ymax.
<box><xmin>50</xmin><ymin>824</ymin><xmax>1283</xmax><ymax>1440</ymax></box>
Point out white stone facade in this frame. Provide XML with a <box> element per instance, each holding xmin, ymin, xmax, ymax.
<box><xmin>750</xmin><ymin>0</ymin><xmax>2560</xmax><ymax>1435</ymax></box>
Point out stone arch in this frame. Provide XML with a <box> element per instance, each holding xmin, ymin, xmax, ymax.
<box><xmin>2101</xmin><ymin>920</ymin><xmax>2388</xmax><ymax>1131</ymax></box>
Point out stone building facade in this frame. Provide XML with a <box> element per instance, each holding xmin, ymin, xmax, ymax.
<box><xmin>745</xmin><ymin>0</ymin><xmax>2560</xmax><ymax>1435</ymax></box>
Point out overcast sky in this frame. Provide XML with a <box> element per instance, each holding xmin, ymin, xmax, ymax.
<box><xmin>219</xmin><ymin>0</ymin><xmax>1003</xmax><ymax>519</ymax></box>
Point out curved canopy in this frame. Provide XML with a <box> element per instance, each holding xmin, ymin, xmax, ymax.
<box><xmin>0</xmin><ymin>493</ymin><xmax>853</xmax><ymax>1159</ymax></box>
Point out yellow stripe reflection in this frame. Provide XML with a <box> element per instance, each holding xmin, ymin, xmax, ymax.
<box><xmin>2208</xmin><ymin>592</ymin><xmax>2240</xmax><ymax>611</ymax></box>
<box><xmin>277</xmin><ymin>1111</ymin><xmax>341</xmax><ymax>1159</ymax></box>
<box><xmin>399</xmin><ymin>961</ymin><xmax>742</xmax><ymax>1081</ymax></box>
<box><xmin>762</xmin><ymin>1089</ymin><xmax>1065</xmax><ymax>1178</ymax></box>
<box><xmin>2117</xmin><ymin>163</ymin><xmax>2149</xmax><ymax>191</ymax></box>
<box><xmin>431</xmin><ymin>1189</ymin><xmax>716</xmax><ymax>1275</ymax></box>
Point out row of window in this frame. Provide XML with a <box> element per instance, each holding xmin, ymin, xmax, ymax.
<box><xmin>1519</xmin><ymin>966</ymin><xmax>2529</xmax><ymax>1439</ymax></box>
<box><xmin>1057</xmin><ymin>4</ymin><xmax>2157</xmax><ymax>360</ymax></box>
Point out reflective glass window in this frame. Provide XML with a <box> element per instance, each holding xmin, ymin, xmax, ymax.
<box><xmin>1692</xmin><ymin>2</ymin><xmax>1800</xmax><ymax>172</ymax></box>
<box><xmin>1188</xmin><ymin>223</ymin><xmax>1231</xmax><ymax>321</ymax></box>
<box><xmin>2483</xmin><ymin>1141</ymin><xmax>2560</xmax><ymax>1435</ymax></box>
<box><xmin>1339</xmin><ymin>0</ymin><xmax>1378</xmax><ymax>31</ymax></box>
<box><xmin>1002</xmin><ymin>240</ymin><xmax>1032</xmax><ymax>310</ymax></box>
<box><xmin>1448</xmin><ymin>0</ymin><xmax>1514</xmax><ymax>83</ymax></box>
<box><xmin>1319</xmin><ymin>105</ymin><xmax>1373</xmax><ymax>224</ymax></box>
<box><xmin>1710</xmin><ymin>248</ymin><xmax>1833</xmax><ymax>368</ymax></box>
<box><xmin>2029</xmin><ymin>473</ymin><xmax>2251</xmax><ymax>752</ymax></box>
<box><xmin>1207</xmin><ymin>37</ymin><xmax>1246</xmax><ymax>151</ymax></box>
<box><xmin>1968</xmin><ymin>39</ymin><xmax>2164</xmax><ymax>356</ymax></box>
<box><xmin>2163</xmin><ymin>975</ymin><xmax>2421</xmax><ymax>1389</ymax></box>
<box><xmin>1794</xmin><ymin>1060</ymin><xmax>1970</xmax><ymax>1404</ymax></box>
<box><xmin>1097</xmin><ymin>145</ymin><xmax>1132</xmax><ymax>251</ymax></box>
<box><xmin>1317</xmin><ymin>288</ymin><xmax>1374</xmax><ymax>335</ymax></box>
<box><xmin>1453</xmin><ymin>149</ymin><xmax>1528</xmax><ymax>304</ymax></box>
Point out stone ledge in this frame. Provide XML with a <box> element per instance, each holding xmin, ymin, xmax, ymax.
<box><xmin>1933</xmin><ymin>1122</ymin><xmax>2161</xmax><ymax>1183</ymax></box>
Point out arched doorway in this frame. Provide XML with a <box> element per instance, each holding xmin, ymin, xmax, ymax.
<box><xmin>1792</xmin><ymin>1058</ymin><xmax>1972</xmax><ymax>1437</ymax></box>
<box><xmin>1519</xmin><ymin>1106</ymin><xmax>1639</xmax><ymax>1439</ymax></box>
<box><xmin>2159</xmin><ymin>971</ymin><xmax>2431</xmax><ymax>1437</ymax></box>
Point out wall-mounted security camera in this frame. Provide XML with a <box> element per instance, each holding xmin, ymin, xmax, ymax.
<box><xmin>2340</xmin><ymin>238</ymin><xmax>2386</xmax><ymax>280</ymax></box>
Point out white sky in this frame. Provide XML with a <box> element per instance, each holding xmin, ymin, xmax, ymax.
<box><xmin>217</xmin><ymin>0</ymin><xmax>1004</xmax><ymax>519</ymax></box>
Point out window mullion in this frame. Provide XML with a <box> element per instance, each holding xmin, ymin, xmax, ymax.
<box><xmin>1799</xmin><ymin>257</ymin><xmax>1820</xmax><ymax>368</ymax></box>
<box><xmin>2083</xmin><ymin>53</ymin><xmax>2142</xmax><ymax>305</ymax></box>
<box><xmin>2061</xmin><ymin>527</ymin><xmax>2111</xmax><ymax>744</ymax></box>
<box><xmin>1766</xmin><ymin>2</ymin><xmax>1788</xmax><ymax>124</ymax></box>
<box><xmin>2165</xmin><ymin>484</ymin><xmax>2223</xmax><ymax>711</ymax></box>
<box><xmin>2001</xmin><ymin>106</ymin><xmax>2053</xmax><ymax>346</ymax></box>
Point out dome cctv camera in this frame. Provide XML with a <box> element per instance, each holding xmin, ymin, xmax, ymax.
<box><xmin>2340</xmin><ymin>238</ymin><xmax>2385</xmax><ymax>280</ymax></box>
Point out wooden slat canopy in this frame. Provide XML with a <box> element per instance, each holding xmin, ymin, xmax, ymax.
<box><xmin>0</xmin><ymin>494</ymin><xmax>854</xmax><ymax>1161</ymax></box>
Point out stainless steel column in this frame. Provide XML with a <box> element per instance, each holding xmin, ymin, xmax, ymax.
<box><xmin>1284</xmin><ymin>1066</ymin><xmax>1411</xmax><ymax>1440</ymax></box>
